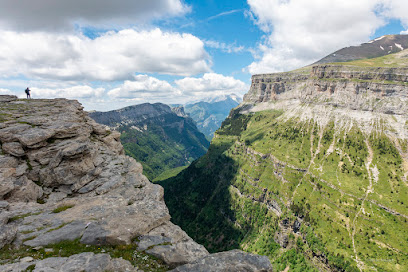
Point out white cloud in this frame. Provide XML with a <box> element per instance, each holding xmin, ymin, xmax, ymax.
<box><xmin>107</xmin><ymin>73</ymin><xmax>248</xmax><ymax>105</ymax></box>
<box><xmin>205</xmin><ymin>40</ymin><xmax>245</xmax><ymax>53</ymax></box>
<box><xmin>0</xmin><ymin>88</ymin><xmax>14</xmax><ymax>95</ymax></box>
<box><xmin>0</xmin><ymin>28</ymin><xmax>211</xmax><ymax>81</ymax></box>
<box><xmin>108</xmin><ymin>75</ymin><xmax>179</xmax><ymax>99</ymax></box>
<box><xmin>382</xmin><ymin>0</ymin><xmax>408</xmax><ymax>30</ymax></box>
<box><xmin>175</xmin><ymin>73</ymin><xmax>249</xmax><ymax>98</ymax></box>
<box><xmin>0</xmin><ymin>0</ymin><xmax>189</xmax><ymax>31</ymax></box>
<box><xmin>247</xmin><ymin>0</ymin><xmax>391</xmax><ymax>74</ymax></box>
<box><xmin>0</xmin><ymin>85</ymin><xmax>104</xmax><ymax>100</ymax></box>
<box><xmin>31</xmin><ymin>86</ymin><xmax>105</xmax><ymax>99</ymax></box>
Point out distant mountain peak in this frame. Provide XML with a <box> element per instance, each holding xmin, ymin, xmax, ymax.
<box><xmin>199</xmin><ymin>93</ymin><xmax>243</xmax><ymax>104</ymax></box>
<box><xmin>315</xmin><ymin>34</ymin><xmax>408</xmax><ymax>64</ymax></box>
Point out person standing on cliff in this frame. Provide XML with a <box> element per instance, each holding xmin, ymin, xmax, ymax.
<box><xmin>25</xmin><ymin>87</ymin><xmax>31</xmax><ymax>99</ymax></box>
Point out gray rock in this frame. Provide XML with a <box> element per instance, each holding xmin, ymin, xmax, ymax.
<box><xmin>0</xmin><ymin>252</ymin><xmax>138</xmax><ymax>271</ymax></box>
<box><xmin>80</xmin><ymin>223</ymin><xmax>110</xmax><ymax>245</ymax></box>
<box><xmin>143</xmin><ymin>222</ymin><xmax>209</xmax><ymax>267</ymax></box>
<box><xmin>0</xmin><ymin>200</ymin><xmax>9</xmax><ymax>210</ymax></box>
<box><xmin>6</xmin><ymin>176</ymin><xmax>43</xmax><ymax>203</ymax></box>
<box><xmin>32</xmin><ymin>252</ymin><xmax>137</xmax><ymax>272</ymax></box>
<box><xmin>0</xmin><ymin>124</ymin><xmax>32</xmax><ymax>143</ymax></box>
<box><xmin>2</xmin><ymin>142</ymin><xmax>25</xmax><ymax>157</ymax></box>
<box><xmin>46</xmin><ymin>192</ymin><xmax>67</xmax><ymax>203</ymax></box>
<box><xmin>137</xmin><ymin>235</ymin><xmax>172</xmax><ymax>251</ymax></box>
<box><xmin>17</xmin><ymin>127</ymin><xmax>55</xmax><ymax>148</ymax></box>
<box><xmin>0</xmin><ymin>155</ymin><xmax>18</xmax><ymax>168</ymax></box>
<box><xmin>0</xmin><ymin>179</ymin><xmax>15</xmax><ymax>199</ymax></box>
<box><xmin>0</xmin><ymin>211</ymin><xmax>10</xmax><ymax>225</ymax></box>
<box><xmin>0</xmin><ymin>225</ymin><xmax>17</xmax><ymax>249</ymax></box>
<box><xmin>0</xmin><ymin>261</ymin><xmax>33</xmax><ymax>272</ymax></box>
<box><xmin>0</xmin><ymin>95</ymin><xmax>18</xmax><ymax>102</ymax></box>
<box><xmin>170</xmin><ymin>250</ymin><xmax>273</xmax><ymax>272</ymax></box>
<box><xmin>24</xmin><ymin>221</ymin><xmax>87</xmax><ymax>247</ymax></box>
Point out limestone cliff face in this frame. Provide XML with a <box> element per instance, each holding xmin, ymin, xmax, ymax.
<box><xmin>244</xmin><ymin>65</ymin><xmax>408</xmax><ymax>117</ymax></box>
<box><xmin>244</xmin><ymin>65</ymin><xmax>408</xmax><ymax>114</ymax></box>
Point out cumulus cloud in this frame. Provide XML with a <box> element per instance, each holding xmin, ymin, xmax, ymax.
<box><xmin>0</xmin><ymin>0</ymin><xmax>189</xmax><ymax>31</ymax></box>
<box><xmin>205</xmin><ymin>40</ymin><xmax>245</xmax><ymax>53</ymax></box>
<box><xmin>108</xmin><ymin>75</ymin><xmax>179</xmax><ymax>99</ymax></box>
<box><xmin>246</xmin><ymin>0</ymin><xmax>397</xmax><ymax>74</ymax></box>
<box><xmin>107</xmin><ymin>73</ymin><xmax>248</xmax><ymax>104</ymax></box>
<box><xmin>31</xmin><ymin>86</ymin><xmax>105</xmax><ymax>99</ymax></box>
<box><xmin>0</xmin><ymin>85</ymin><xmax>103</xmax><ymax>100</ymax></box>
<box><xmin>0</xmin><ymin>28</ymin><xmax>211</xmax><ymax>81</ymax></box>
<box><xmin>382</xmin><ymin>0</ymin><xmax>408</xmax><ymax>29</ymax></box>
<box><xmin>0</xmin><ymin>88</ymin><xmax>14</xmax><ymax>95</ymax></box>
<box><xmin>175</xmin><ymin>73</ymin><xmax>249</xmax><ymax>98</ymax></box>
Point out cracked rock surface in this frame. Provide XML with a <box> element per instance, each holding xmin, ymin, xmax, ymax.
<box><xmin>0</xmin><ymin>97</ymin><xmax>209</xmax><ymax>271</ymax></box>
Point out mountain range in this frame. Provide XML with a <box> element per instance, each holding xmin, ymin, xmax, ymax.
<box><xmin>176</xmin><ymin>94</ymin><xmax>242</xmax><ymax>139</ymax></box>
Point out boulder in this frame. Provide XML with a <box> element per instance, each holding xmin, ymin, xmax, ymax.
<box><xmin>140</xmin><ymin>222</ymin><xmax>209</xmax><ymax>267</ymax></box>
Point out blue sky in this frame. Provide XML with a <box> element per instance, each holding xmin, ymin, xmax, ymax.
<box><xmin>0</xmin><ymin>0</ymin><xmax>407</xmax><ymax>111</ymax></box>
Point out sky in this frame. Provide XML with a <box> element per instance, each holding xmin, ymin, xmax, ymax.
<box><xmin>0</xmin><ymin>0</ymin><xmax>407</xmax><ymax>111</ymax></box>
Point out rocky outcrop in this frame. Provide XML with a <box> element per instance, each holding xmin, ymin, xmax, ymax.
<box><xmin>0</xmin><ymin>96</ymin><xmax>272</xmax><ymax>271</ymax></box>
<box><xmin>0</xmin><ymin>96</ymin><xmax>209</xmax><ymax>269</ymax></box>
<box><xmin>169</xmin><ymin>250</ymin><xmax>273</xmax><ymax>272</ymax></box>
<box><xmin>171</xmin><ymin>106</ymin><xmax>188</xmax><ymax>118</ymax></box>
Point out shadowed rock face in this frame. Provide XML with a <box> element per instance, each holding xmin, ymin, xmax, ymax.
<box><xmin>0</xmin><ymin>96</ymin><xmax>272</xmax><ymax>271</ymax></box>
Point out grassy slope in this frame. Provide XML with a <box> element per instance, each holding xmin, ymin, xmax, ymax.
<box><xmin>153</xmin><ymin>166</ymin><xmax>188</xmax><ymax>182</ymax></box>
<box><xmin>160</xmin><ymin>109</ymin><xmax>408</xmax><ymax>272</ymax></box>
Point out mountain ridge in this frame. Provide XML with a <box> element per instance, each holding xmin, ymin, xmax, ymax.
<box><xmin>315</xmin><ymin>34</ymin><xmax>408</xmax><ymax>64</ymax></box>
<box><xmin>182</xmin><ymin>94</ymin><xmax>242</xmax><ymax>139</ymax></box>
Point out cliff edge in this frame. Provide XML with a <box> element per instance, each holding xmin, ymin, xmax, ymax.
<box><xmin>0</xmin><ymin>96</ymin><xmax>272</xmax><ymax>271</ymax></box>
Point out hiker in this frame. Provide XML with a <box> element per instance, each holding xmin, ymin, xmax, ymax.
<box><xmin>25</xmin><ymin>87</ymin><xmax>31</xmax><ymax>99</ymax></box>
